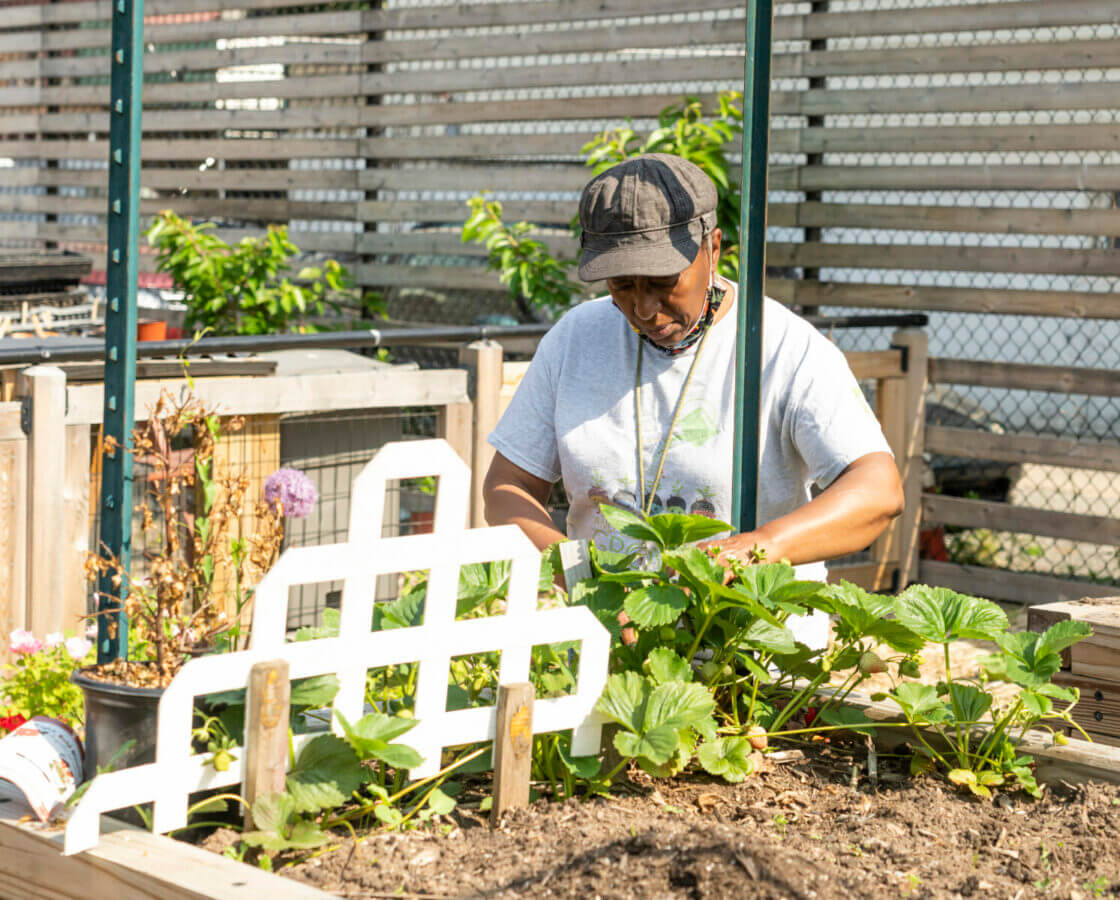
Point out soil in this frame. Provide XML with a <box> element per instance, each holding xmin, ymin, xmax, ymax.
<box><xmin>78</xmin><ymin>659</ymin><xmax>176</xmax><ymax>689</ymax></box>
<box><xmin>215</xmin><ymin>740</ymin><xmax>1120</xmax><ymax>900</ymax></box>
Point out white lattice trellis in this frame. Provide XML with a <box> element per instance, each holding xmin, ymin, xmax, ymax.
<box><xmin>65</xmin><ymin>439</ymin><xmax>609</xmax><ymax>855</ymax></box>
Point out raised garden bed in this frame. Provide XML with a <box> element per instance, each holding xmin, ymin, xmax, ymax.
<box><xmin>236</xmin><ymin>734</ymin><xmax>1120</xmax><ymax>899</ymax></box>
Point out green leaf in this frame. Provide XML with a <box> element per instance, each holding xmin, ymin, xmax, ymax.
<box><xmin>895</xmin><ymin>585</ymin><xmax>1008</xmax><ymax>644</ymax></box>
<box><xmin>661</xmin><ymin>546</ymin><xmax>725</xmax><ymax>595</ymax></box>
<box><xmin>597</xmin><ymin>671</ymin><xmax>650</xmax><ymax>732</ymax></box>
<box><xmin>248</xmin><ymin>791</ymin><xmax>295</xmax><ymax>835</ymax></box>
<box><xmin>994</xmin><ymin>631</ymin><xmax>1064</xmax><ymax>689</ymax></box>
<box><xmin>644</xmin><ymin>681</ymin><xmax>716</xmax><ymax>732</ymax></box>
<box><xmin>286</xmin><ymin>734</ymin><xmax>364</xmax><ymax>814</ymax></box>
<box><xmin>947</xmin><ymin>683</ymin><xmax>992</xmax><ymax>725</ymax></box>
<box><xmin>614</xmin><ymin>725</ymin><xmax>679</xmax><ymax>765</ymax></box>
<box><xmin>1040</xmin><ymin>619</ymin><xmax>1092</xmax><ymax>654</ymax></box>
<box><xmin>647</xmin><ymin>513</ymin><xmax>733</xmax><ymax>549</ymax></box>
<box><xmin>569</xmin><ymin>579</ymin><xmax>625</xmax><ymax>640</ymax></box>
<box><xmin>947</xmin><ymin>768</ymin><xmax>977</xmax><ymax>787</ymax></box>
<box><xmin>599</xmin><ymin>505</ymin><xmax>665</xmax><ymax>547</ymax></box>
<box><xmin>889</xmin><ymin>682</ymin><xmax>951</xmax><ymax>724</ymax></box>
<box><xmin>741</xmin><ymin>619</ymin><xmax>796</xmax><ymax>656</ymax></box>
<box><xmin>624</xmin><ymin>585</ymin><xmax>690</xmax><ymax>628</ymax></box>
<box><xmin>645</xmin><ymin>647</ymin><xmax>692</xmax><ymax>684</ymax></box>
<box><xmin>374</xmin><ymin>743</ymin><xmax>425</xmax><ymax>770</ymax></box>
<box><xmin>1034</xmin><ymin>682</ymin><xmax>1077</xmax><ymax>703</ymax></box>
<box><xmin>817</xmin><ymin>706</ymin><xmax>877</xmax><ymax>735</ymax></box>
<box><xmin>697</xmin><ymin>736</ymin><xmax>755</xmax><ymax>783</ymax></box>
<box><xmin>1019</xmin><ymin>690</ymin><xmax>1052</xmax><ymax>719</ymax></box>
<box><xmin>557</xmin><ymin>744</ymin><xmax>602</xmax><ymax>779</ymax></box>
<box><xmin>425</xmin><ymin>787</ymin><xmax>456</xmax><ymax>816</ymax></box>
<box><xmin>290</xmin><ymin>674</ymin><xmax>341</xmax><ymax>708</ymax></box>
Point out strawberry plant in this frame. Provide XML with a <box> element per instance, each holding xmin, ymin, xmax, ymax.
<box><xmin>571</xmin><ymin>506</ymin><xmax>925</xmax><ymax>781</ymax></box>
<box><xmin>885</xmin><ymin>585</ymin><xmax>1091</xmax><ymax>797</ymax></box>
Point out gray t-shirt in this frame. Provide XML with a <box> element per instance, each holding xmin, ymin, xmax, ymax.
<box><xmin>489</xmin><ymin>279</ymin><xmax>891</xmax><ymax>587</ymax></box>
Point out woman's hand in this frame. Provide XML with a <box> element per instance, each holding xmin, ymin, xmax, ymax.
<box><xmin>696</xmin><ymin>451</ymin><xmax>903</xmax><ymax>571</ymax></box>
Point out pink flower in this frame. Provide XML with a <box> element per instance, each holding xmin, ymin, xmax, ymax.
<box><xmin>9</xmin><ymin>629</ymin><xmax>43</xmax><ymax>656</ymax></box>
<box><xmin>264</xmin><ymin>468</ymin><xmax>318</xmax><ymax>519</ymax></box>
<box><xmin>45</xmin><ymin>632</ymin><xmax>64</xmax><ymax>649</ymax></box>
<box><xmin>65</xmin><ymin>637</ymin><xmax>92</xmax><ymax>662</ymax></box>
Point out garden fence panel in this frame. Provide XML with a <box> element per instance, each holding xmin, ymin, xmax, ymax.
<box><xmin>1</xmin><ymin>0</ymin><xmax>1117</xmax><ymax>599</ymax></box>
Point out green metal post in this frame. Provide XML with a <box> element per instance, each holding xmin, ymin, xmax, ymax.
<box><xmin>731</xmin><ymin>0</ymin><xmax>775</xmax><ymax>534</ymax></box>
<box><xmin>96</xmin><ymin>0</ymin><xmax>144</xmax><ymax>662</ymax></box>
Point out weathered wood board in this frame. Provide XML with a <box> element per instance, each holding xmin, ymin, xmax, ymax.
<box><xmin>0</xmin><ymin>809</ymin><xmax>329</xmax><ymax>900</ymax></box>
<box><xmin>1052</xmin><ymin>671</ymin><xmax>1120</xmax><ymax>742</ymax></box>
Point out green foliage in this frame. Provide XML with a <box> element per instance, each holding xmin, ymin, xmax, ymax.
<box><xmin>1</xmin><ymin>632</ymin><xmax>92</xmax><ymax>728</ymax></box>
<box><xmin>460</xmin><ymin>195</ymin><xmax>579</xmax><ymax>319</ymax></box>
<box><xmin>885</xmin><ymin>585</ymin><xmax>1091</xmax><ymax>798</ymax></box>
<box><xmin>461</xmin><ymin>90</ymin><xmax>745</xmax><ymax>317</ymax></box>
<box><xmin>241</xmin><ymin>793</ymin><xmax>330</xmax><ymax>852</ymax></box>
<box><xmin>145</xmin><ymin>210</ymin><xmax>383</xmax><ymax>335</ymax></box>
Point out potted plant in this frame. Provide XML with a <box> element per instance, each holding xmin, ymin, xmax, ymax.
<box><xmin>77</xmin><ymin>390</ymin><xmax>317</xmax><ymax>778</ymax></box>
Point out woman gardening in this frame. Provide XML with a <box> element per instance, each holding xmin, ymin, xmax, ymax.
<box><xmin>483</xmin><ymin>153</ymin><xmax>903</xmax><ymax>647</ymax></box>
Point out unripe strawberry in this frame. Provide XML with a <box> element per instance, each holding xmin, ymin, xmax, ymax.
<box><xmin>898</xmin><ymin>658</ymin><xmax>921</xmax><ymax>679</ymax></box>
<box><xmin>659</xmin><ymin>626</ymin><xmax>677</xmax><ymax>642</ymax></box>
<box><xmin>700</xmin><ymin>660</ymin><xmax>721</xmax><ymax>682</ymax></box>
<box><xmin>858</xmin><ymin>651</ymin><xmax>887</xmax><ymax>675</ymax></box>
<box><xmin>212</xmin><ymin>749</ymin><xmax>232</xmax><ymax>772</ymax></box>
<box><xmin>1053</xmin><ymin>732</ymin><xmax>1069</xmax><ymax>746</ymax></box>
<box><xmin>747</xmin><ymin>725</ymin><xmax>768</xmax><ymax>751</ymax></box>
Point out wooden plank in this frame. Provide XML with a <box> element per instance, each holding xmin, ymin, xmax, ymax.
<box><xmin>795</xmin><ymin>123</ymin><xmax>1120</xmax><ymax>155</ymax></box>
<box><xmin>62</xmin><ymin>424</ymin><xmax>91</xmax><ymax>632</ymax></box>
<box><xmin>785</xmin><ymin>201</ymin><xmax>1120</xmax><ymax>240</ymax></box>
<box><xmin>65</xmin><ymin>369</ymin><xmax>470</xmax><ymax>426</ymax></box>
<box><xmin>243</xmin><ymin>659</ymin><xmax>292</xmax><ymax>830</ymax></box>
<box><xmin>844</xmin><ymin>350</ymin><xmax>904</xmax><ymax>381</ymax></box>
<box><xmin>1053</xmin><ymin>672</ymin><xmax>1120</xmax><ymax>741</ymax></box>
<box><xmin>20</xmin><ymin>366</ymin><xmax>74</xmax><ymax>637</ymax></box>
<box><xmin>1026</xmin><ymin>599</ymin><xmax>1120</xmax><ymax>683</ymax></box>
<box><xmin>918</xmin><ymin>560</ymin><xmax>1119</xmax><ymax>607</ymax></box>
<box><xmin>499</xmin><ymin>361</ymin><xmax>530</xmax><ymax>419</ymax></box>
<box><xmin>925</xmin><ymin>427</ymin><xmax>1120</xmax><ymax>475</ymax></box>
<box><xmin>776</xmin><ymin>281</ymin><xmax>1120</xmax><ymax>320</ymax></box>
<box><xmin>922</xmin><ymin>494</ymin><xmax>1120</xmax><ymax>548</ymax></box>
<box><xmin>436</xmin><ymin>400</ymin><xmax>473</xmax><ymax>527</ymax></box>
<box><xmin>837</xmin><ymin>688</ymin><xmax>1120</xmax><ymax>787</ymax></box>
<box><xmin>458</xmin><ymin>342</ymin><xmax>502</xmax><ymax>530</ymax></box>
<box><xmin>894</xmin><ymin>330</ymin><xmax>927</xmax><ymax>587</ymax></box>
<box><xmin>825</xmin><ymin>560</ymin><xmax>893</xmax><ymax>592</ymax></box>
<box><xmin>871</xmin><ymin>366</ymin><xmax>906</xmax><ymax>585</ymax></box>
<box><xmin>0</xmin><ymin>810</ymin><xmax>330</xmax><ymax>899</ymax></box>
<box><xmin>929</xmin><ymin>358</ymin><xmax>1120</xmax><ymax>398</ymax></box>
<box><xmin>783</xmin><ymin>165</ymin><xmax>1120</xmax><ymax>193</ymax></box>
<box><xmin>767</xmin><ymin>243</ymin><xmax>1120</xmax><ymax>278</ymax></box>
<box><xmin>0</xmin><ymin>433</ymin><xmax>28</xmax><ymax>666</ymax></box>
<box><xmin>491</xmin><ymin>682</ymin><xmax>534</xmax><ymax>825</ymax></box>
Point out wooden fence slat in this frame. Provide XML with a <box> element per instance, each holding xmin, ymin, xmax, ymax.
<box><xmin>784</xmin><ymin>164</ymin><xmax>1120</xmax><ymax>193</ymax></box>
<box><xmin>919</xmin><ymin>560</ymin><xmax>1119</xmax><ymax>607</ymax></box>
<box><xmin>0</xmin><ymin>423</ymin><xmax>28</xmax><ymax>667</ymax></box>
<box><xmin>921</xmin><ymin>494</ymin><xmax>1120</xmax><ymax>548</ymax></box>
<box><xmin>784</xmin><ymin>202</ymin><xmax>1120</xmax><ymax>239</ymax></box>
<box><xmin>767</xmin><ymin>243</ymin><xmax>1120</xmax><ymax>278</ymax></box>
<box><xmin>925</xmin><ymin>426</ymin><xmax>1120</xmax><ymax>475</ymax></box>
<box><xmin>929</xmin><ymin>358</ymin><xmax>1120</xmax><ymax>398</ymax></box>
<box><xmin>776</xmin><ymin>281</ymin><xmax>1120</xmax><ymax>320</ymax></box>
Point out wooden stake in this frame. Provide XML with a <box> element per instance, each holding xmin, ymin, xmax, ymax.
<box><xmin>491</xmin><ymin>682</ymin><xmax>534</xmax><ymax>825</ymax></box>
<box><xmin>243</xmin><ymin>659</ymin><xmax>291</xmax><ymax>829</ymax></box>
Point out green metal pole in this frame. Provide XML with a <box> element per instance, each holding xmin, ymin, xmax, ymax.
<box><xmin>96</xmin><ymin>0</ymin><xmax>144</xmax><ymax>663</ymax></box>
<box><xmin>731</xmin><ymin>0</ymin><xmax>775</xmax><ymax>534</ymax></box>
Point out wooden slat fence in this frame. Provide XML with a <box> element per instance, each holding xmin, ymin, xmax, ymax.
<box><xmin>2</xmin><ymin>0</ymin><xmax>1118</xmax><ymax>602</ymax></box>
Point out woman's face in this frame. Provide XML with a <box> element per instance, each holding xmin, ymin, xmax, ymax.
<box><xmin>606</xmin><ymin>228</ymin><xmax>722</xmax><ymax>348</ymax></box>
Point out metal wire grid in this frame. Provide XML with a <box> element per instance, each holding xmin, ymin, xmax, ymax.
<box><xmin>797</xmin><ymin>1</ymin><xmax>1120</xmax><ymax>587</ymax></box>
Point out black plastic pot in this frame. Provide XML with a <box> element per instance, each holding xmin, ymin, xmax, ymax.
<box><xmin>72</xmin><ymin>670</ymin><xmax>164</xmax><ymax>781</ymax></box>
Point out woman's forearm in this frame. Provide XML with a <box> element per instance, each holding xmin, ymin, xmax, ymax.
<box><xmin>484</xmin><ymin>483</ymin><xmax>566</xmax><ymax>550</ymax></box>
<box><xmin>705</xmin><ymin>452</ymin><xmax>903</xmax><ymax>567</ymax></box>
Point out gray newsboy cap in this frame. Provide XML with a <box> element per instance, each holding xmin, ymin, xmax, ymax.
<box><xmin>577</xmin><ymin>153</ymin><xmax>718</xmax><ymax>282</ymax></box>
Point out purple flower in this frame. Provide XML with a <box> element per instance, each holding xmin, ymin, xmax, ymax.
<box><xmin>264</xmin><ymin>468</ymin><xmax>318</xmax><ymax>519</ymax></box>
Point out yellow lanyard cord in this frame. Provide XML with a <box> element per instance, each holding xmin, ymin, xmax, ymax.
<box><xmin>634</xmin><ymin>322</ymin><xmax>715</xmax><ymax>517</ymax></box>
